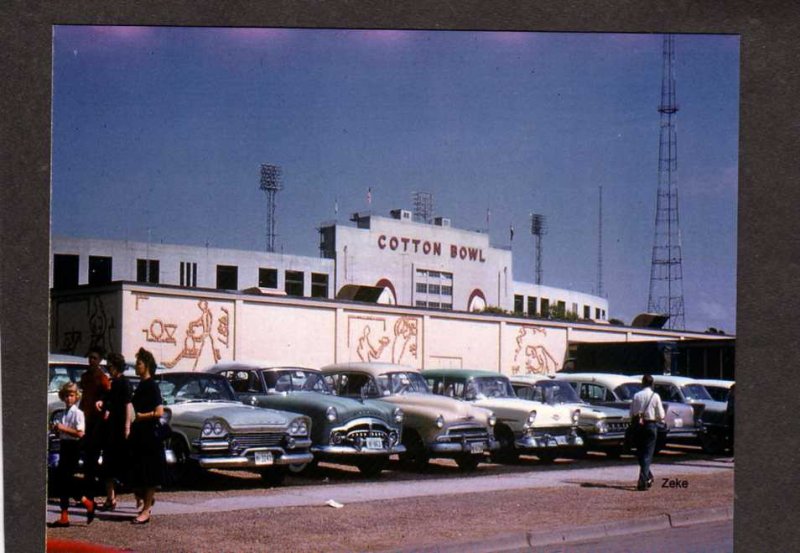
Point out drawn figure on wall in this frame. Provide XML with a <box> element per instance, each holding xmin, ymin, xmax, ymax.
<box><xmin>163</xmin><ymin>300</ymin><xmax>223</xmax><ymax>369</ymax></box>
<box><xmin>88</xmin><ymin>296</ymin><xmax>115</xmax><ymax>355</ymax></box>
<box><xmin>392</xmin><ymin>317</ymin><xmax>418</xmax><ymax>364</ymax></box>
<box><xmin>511</xmin><ymin>326</ymin><xmax>560</xmax><ymax>376</ymax></box>
<box><xmin>356</xmin><ymin>327</ymin><xmax>391</xmax><ymax>362</ymax></box>
<box><xmin>217</xmin><ymin>308</ymin><xmax>230</xmax><ymax>347</ymax></box>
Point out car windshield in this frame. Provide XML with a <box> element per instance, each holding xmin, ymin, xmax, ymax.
<box><xmin>376</xmin><ymin>372</ymin><xmax>430</xmax><ymax>395</ymax></box>
<box><xmin>614</xmin><ymin>383</ymin><xmax>642</xmax><ymax>401</ymax></box>
<box><xmin>326</xmin><ymin>372</ymin><xmax>381</xmax><ymax>399</ymax></box>
<box><xmin>468</xmin><ymin>376</ymin><xmax>516</xmax><ymax>399</ymax></box>
<box><xmin>703</xmin><ymin>386</ymin><xmax>730</xmax><ymax>402</ymax></box>
<box><xmin>681</xmin><ymin>384</ymin><xmax>713</xmax><ymax>401</ymax></box>
<box><xmin>157</xmin><ymin>374</ymin><xmax>237</xmax><ymax>404</ymax></box>
<box><xmin>265</xmin><ymin>369</ymin><xmax>330</xmax><ymax>393</ymax></box>
<box><xmin>48</xmin><ymin>365</ymin><xmax>86</xmax><ymax>393</ymax></box>
<box><xmin>530</xmin><ymin>381</ymin><xmax>581</xmax><ymax>404</ymax></box>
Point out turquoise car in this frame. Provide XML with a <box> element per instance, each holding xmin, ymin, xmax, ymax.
<box><xmin>206</xmin><ymin>362</ymin><xmax>405</xmax><ymax>476</ymax></box>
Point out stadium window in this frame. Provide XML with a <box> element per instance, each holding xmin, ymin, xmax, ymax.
<box><xmin>311</xmin><ymin>273</ymin><xmax>329</xmax><ymax>298</ymax></box>
<box><xmin>136</xmin><ymin>259</ymin><xmax>160</xmax><ymax>284</ymax></box>
<box><xmin>527</xmin><ymin>296</ymin><xmax>537</xmax><ymax>316</ymax></box>
<box><xmin>285</xmin><ymin>270</ymin><xmax>304</xmax><ymax>297</ymax></box>
<box><xmin>88</xmin><ymin>256</ymin><xmax>113</xmax><ymax>285</ymax></box>
<box><xmin>53</xmin><ymin>254</ymin><xmax>79</xmax><ymax>289</ymax></box>
<box><xmin>216</xmin><ymin>265</ymin><xmax>238</xmax><ymax>290</ymax></box>
<box><xmin>258</xmin><ymin>268</ymin><xmax>278</xmax><ymax>288</ymax></box>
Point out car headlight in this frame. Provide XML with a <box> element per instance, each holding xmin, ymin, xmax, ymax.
<box><xmin>393</xmin><ymin>407</ymin><xmax>404</xmax><ymax>424</ymax></box>
<box><xmin>595</xmin><ymin>420</ymin><xmax>608</xmax><ymax>433</ymax></box>
<box><xmin>288</xmin><ymin>418</ymin><xmax>309</xmax><ymax>436</ymax></box>
<box><xmin>435</xmin><ymin>415</ymin><xmax>445</xmax><ymax>429</ymax></box>
<box><xmin>202</xmin><ymin>419</ymin><xmax>228</xmax><ymax>438</ymax></box>
<box><xmin>326</xmin><ymin>406</ymin><xmax>338</xmax><ymax>422</ymax></box>
<box><xmin>526</xmin><ymin>410</ymin><xmax>537</xmax><ymax>426</ymax></box>
<box><xmin>160</xmin><ymin>409</ymin><xmax>172</xmax><ymax>426</ymax></box>
<box><xmin>572</xmin><ymin>409</ymin><xmax>580</xmax><ymax>424</ymax></box>
<box><xmin>488</xmin><ymin>413</ymin><xmax>497</xmax><ymax>427</ymax></box>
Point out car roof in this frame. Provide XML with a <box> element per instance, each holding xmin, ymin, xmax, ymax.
<box><xmin>507</xmin><ymin>374</ymin><xmax>553</xmax><ymax>383</ymax></box>
<box><xmin>205</xmin><ymin>361</ymin><xmax>317</xmax><ymax>373</ymax></box>
<box><xmin>49</xmin><ymin>353</ymin><xmax>106</xmax><ymax>366</ymax></box>
<box><xmin>691</xmin><ymin>379</ymin><xmax>735</xmax><ymax>388</ymax></box>
<box><xmin>319</xmin><ymin>362</ymin><xmax>417</xmax><ymax>376</ymax></box>
<box><xmin>552</xmin><ymin>372</ymin><xmax>640</xmax><ymax>386</ymax></box>
<box><xmin>635</xmin><ymin>374</ymin><xmax>699</xmax><ymax>385</ymax></box>
<box><xmin>420</xmin><ymin>368</ymin><xmax>509</xmax><ymax>379</ymax></box>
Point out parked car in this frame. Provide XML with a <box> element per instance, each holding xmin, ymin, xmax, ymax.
<box><xmin>637</xmin><ymin>374</ymin><xmax>729</xmax><ymax>454</ymax></box>
<box><xmin>421</xmin><ymin>369</ymin><xmax>583</xmax><ymax>463</ymax></box>
<box><xmin>155</xmin><ymin>371</ymin><xmax>313</xmax><ymax>486</ymax></box>
<box><xmin>319</xmin><ymin>362</ymin><xmax>497</xmax><ymax>471</ymax></box>
<box><xmin>205</xmin><ymin>362</ymin><xmax>405</xmax><ymax>476</ymax></box>
<box><xmin>693</xmin><ymin>379</ymin><xmax>735</xmax><ymax>403</ymax></box>
<box><xmin>509</xmin><ymin>375</ymin><xmax>630</xmax><ymax>458</ymax></box>
<box><xmin>48</xmin><ymin>354</ymin><xmax>98</xmax><ymax>418</ymax></box>
<box><xmin>552</xmin><ymin>372</ymin><xmax>699</xmax><ymax>450</ymax></box>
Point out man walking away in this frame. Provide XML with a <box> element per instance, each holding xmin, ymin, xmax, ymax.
<box><xmin>630</xmin><ymin>374</ymin><xmax>665</xmax><ymax>491</ymax></box>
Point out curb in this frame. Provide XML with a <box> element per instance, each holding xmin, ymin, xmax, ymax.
<box><xmin>384</xmin><ymin>506</ymin><xmax>733</xmax><ymax>553</ymax></box>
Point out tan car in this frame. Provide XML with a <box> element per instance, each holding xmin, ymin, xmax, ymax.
<box><xmin>320</xmin><ymin>362</ymin><xmax>498</xmax><ymax>471</ymax></box>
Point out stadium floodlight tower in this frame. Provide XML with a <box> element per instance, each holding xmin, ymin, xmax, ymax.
<box><xmin>412</xmin><ymin>191</ymin><xmax>434</xmax><ymax>224</ymax></box>
<box><xmin>259</xmin><ymin>164</ymin><xmax>283</xmax><ymax>253</ymax></box>
<box><xmin>530</xmin><ymin>213</ymin><xmax>547</xmax><ymax>285</ymax></box>
<box><xmin>647</xmin><ymin>34</ymin><xmax>686</xmax><ymax>330</ymax></box>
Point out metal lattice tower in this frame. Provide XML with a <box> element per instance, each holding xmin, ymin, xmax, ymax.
<box><xmin>412</xmin><ymin>191</ymin><xmax>434</xmax><ymax>223</ymax></box>
<box><xmin>647</xmin><ymin>35</ymin><xmax>686</xmax><ymax>330</ymax></box>
<box><xmin>530</xmin><ymin>213</ymin><xmax>547</xmax><ymax>285</ymax></box>
<box><xmin>259</xmin><ymin>164</ymin><xmax>283</xmax><ymax>253</ymax></box>
<box><xmin>597</xmin><ymin>185</ymin><xmax>604</xmax><ymax>297</ymax></box>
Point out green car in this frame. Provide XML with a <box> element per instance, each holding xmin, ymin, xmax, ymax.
<box><xmin>206</xmin><ymin>362</ymin><xmax>405</xmax><ymax>476</ymax></box>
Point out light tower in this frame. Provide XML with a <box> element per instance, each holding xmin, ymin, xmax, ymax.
<box><xmin>596</xmin><ymin>184</ymin><xmax>604</xmax><ymax>297</ymax></box>
<box><xmin>647</xmin><ymin>34</ymin><xmax>686</xmax><ymax>330</ymax></box>
<box><xmin>412</xmin><ymin>191</ymin><xmax>434</xmax><ymax>223</ymax></box>
<box><xmin>259</xmin><ymin>164</ymin><xmax>282</xmax><ymax>253</ymax></box>
<box><xmin>530</xmin><ymin>213</ymin><xmax>546</xmax><ymax>285</ymax></box>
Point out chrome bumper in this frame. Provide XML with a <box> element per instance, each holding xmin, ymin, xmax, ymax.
<box><xmin>516</xmin><ymin>432</ymin><xmax>584</xmax><ymax>450</ymax></box>
<box><xmin>430</xmin><ymin>437</ymin><xmax>499</xmax><ymax>454</ymax></box>
<box><xmin>313</xmin><ymin>444</ymin><xmax>406</xmax><ymax>456</ymax></box>
<box><xmin>196</xmin><ymin>449</ymin><xmax>314</xmax><ymax>469</ymax></box>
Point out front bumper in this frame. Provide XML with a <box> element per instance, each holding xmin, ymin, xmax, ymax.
<box><xmin>313</xmin><ymin>443</ymin><xmax>406</xmax><ymax>457</ymax></box>
<box><xmin>583</xmin><ymin>431</ymin><xmax>626</xmax><ymax>448</ymax></box>
<box><xmin>192</xmin><ymin>437</ymin><xmax>314</xmax><ymax>469</ymax></box>
<box><xmin>516</xmin><ymin>428</ymin><xmax>584</xmax><ymax>451</ymax></box>
<box><xmin>429</xmin><ymin>437</ymin><xmax>499</xmax><ymax>455</ymax></box>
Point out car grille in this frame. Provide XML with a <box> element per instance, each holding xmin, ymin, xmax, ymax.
<box><xmin>346</xmin><ymin>421</ymin><xmax>391</xmax><ymax>443</ymax></box>
<box><xmin>606</xmin><ymin>421</ymin><xmax>628</xmax><ymax>433</ymax></box>
<box><xmin>229</xmin><ymin>432</ymin><xmax>286</xmax><ymax>454</ymax></box>
<box><xmin>535</xmin><ymin>426</ymin><xmax>573</xmax><ymax>437</ymax></box>
<box><xmin>443</xmin><ymin>424</ymin><xmax>490</xmax><ymax>444</ymax></box>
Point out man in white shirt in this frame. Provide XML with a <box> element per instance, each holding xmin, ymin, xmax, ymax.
<box><xmin>629</xmin><ymin>374</ymin><xmax>665</xmax><ymax>491</ymax></box>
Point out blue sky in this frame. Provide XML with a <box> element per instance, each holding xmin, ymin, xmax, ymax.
<box><xmin>51</xmin><ymin>27</ymin><xmax>739</xmax><ymax>332</ymax></box>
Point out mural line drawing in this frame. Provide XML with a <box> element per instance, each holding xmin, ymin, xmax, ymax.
<box><xmin>511</xmin><ymin>326</ymin><xmax>559</xmax><ymax>375</ymax></box>
<box><xmin>160</xmin><ymin>300</ymin><xmax>228</xmax><ymax>369</ymax></box>
<box><xmin>142</xmin><ymin>319</ymin><xmax>178</xmax><ymax>345</ymax></box>
<box><xmin>349</xmin><ymin>315</ymin><xmax>419</xmax><ymax>365</ymax></box>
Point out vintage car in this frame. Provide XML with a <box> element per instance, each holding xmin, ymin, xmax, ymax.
<box><xmin>319</xmin><ymin>362</ymin><xmax>497</xmax><ymax>471</ymax></box>
<box><xmin>638</xmin><ymin>374</ymin><xmax>730</xmax><ymax>454</ymax></box>
<box><xmin>694</xmin><ymin>379</ymin><xmax>735</xmax><ymax>403</ymax></box>
<box><xmin>48</xmin><ymin>354</ymin><xmax>99</xmax><ymax>418</ymax></box>
<box><xmin>509</xmin><ymin>375</ymin><xmax>630</xmax><ymax>458</ymax></box>
<box><xmin>204</xmin><ymin>362</ymin><xmax>405</xmax><ymax>475</ymax></box>
<box><xmin>552</xmin><ymin>372</ymin><xmax>700</xmax><ymax>450</ymax></box>
<box><xmin>421</xmin><ymin>369</ymin><xmax>583</xmax><ymax>463</ymax></box>
<box><xmin>155</xmin><ymin>371</ymin><xmax>313</xmax><ymax>486</ymax></box>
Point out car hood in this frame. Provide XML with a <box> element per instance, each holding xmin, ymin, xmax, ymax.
<box><xmin>472</xmin><ymin>397</ymin><xmax>574</xmax><ymax>427</ymax></box>
<box><xmin>259</xmin><ymin>391</ymin><xmax>394</xmax><ymax>422</ymax></box>
<box><xmin>168</xmin><ymin>401</ymin><xmax>298</xmax><ymax>429</ymax></box>
<box><xmin>379</xmin><ymin>392</ymin><xmax>488</xmax><ymax>422</ymax></box>
<box><xmin>569</xmin><ymin>403</ymin><xmax>629</xmax><ymax>422</ymax></box>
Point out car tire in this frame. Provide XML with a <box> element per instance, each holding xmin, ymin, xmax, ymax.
<box><xmin>489</xmin><ymin>425</ymin><xmax>519</xmax><ymax>464</ymax></box>
<box><xmin>260</xmin><ymin>466</ymin><xmax>288</xmax><ymax>487</ymax></box>
<box><xmin>399</xmin><ymin>431</ymin><xmax>429</xmax><ymax>472</ymax></box>
<box><xmin>355</xmin><ymin>457</ymin><xmax>388</xmax><ymax>477</ymax></box>
<box><xmin>455</xmin><ymin>454</ymin><xmax>481</xmax><ymax>472</ymax></box>
<box><xmin>166</xmin><ymin>435</ymin><xmax>199</xmax><ymax>488</ymax></box>
<box><xmin>537</xmin><ymin>450</ymin><xmax>557</xmax><ymax>463</ymax></box>
<box><xmin>287</xmin><ymin>459</ymin><xmax>319</xmax><ymax>475</ymax></box>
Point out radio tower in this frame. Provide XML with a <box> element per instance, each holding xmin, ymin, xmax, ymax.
<box><xmin>412</xmin><ymin>191</ymin><xmax>434</xmax><ymax>223</ymax></box>
<box><xmin>259</xmin><ymin>164</ymin><xmax>283</xmax><ymax>253</ymax></box>
<box><xmin>647</xmin><ymin>35</ymin><xmax>686</xmax><ymax>330</ymax></box>
<box><xmin>530</xmin><ymin>213</ymin><xmax>546</xmax><ymax>285</ymax></box>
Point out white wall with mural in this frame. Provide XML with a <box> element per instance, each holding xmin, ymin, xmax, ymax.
<box><xmin>51</xmin><ymin>283</ymin><xmax>722</xmax><ymax>373</ymax></box>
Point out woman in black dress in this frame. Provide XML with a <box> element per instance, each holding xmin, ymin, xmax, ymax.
<box><xmin>98</xmin><ymin>352</ymin><xmax>132</xmax><ymax>511</ymax></box>
<box><xmin>128</xmin><ymin>347</ymin><xmax>166</xmax><ymax>525</ymax></box>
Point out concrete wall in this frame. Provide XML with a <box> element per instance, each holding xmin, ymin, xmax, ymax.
<box><xmin>51</xmin><ymin>283</ymin><xmax>729</xmax><ymax>376</ymax></box>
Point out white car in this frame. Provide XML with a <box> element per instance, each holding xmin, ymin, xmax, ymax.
<box><xmin>693</xmin><ymin>379</ymin><xmax>735</xmax><ymax>403</ymax></box>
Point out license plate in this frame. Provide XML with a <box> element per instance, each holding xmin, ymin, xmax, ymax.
<box><xmin>365</xmin><ymin>437</ymin><xmax>383</xmax><ymax>449</ymax></box>
<box><xmin>673</xmin><ymin>418</ymin><xmax>683</xmax><ymax>428</ymax></box>
<box><xmin>555</xmin><ymin>435</ymin><xmax>567</xmax><ymax>445</ymax></box>
<box><xmin>254</xmin><ymin>451</ymin><xmax>274</xmax><ymax>466</ymax></box>
<box><xmin>470</xmin><ymin>442</ymin><xmax>485</xmax><ymax>454</ymax></box>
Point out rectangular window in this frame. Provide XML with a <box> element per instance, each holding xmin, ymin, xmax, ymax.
<box><xmin>311</xmin><ymin>273</ymin><xmax>328</xmax><ymax>298</ymax></box>
<box><xmin>583</xmin><ymin>305</ymin><xmax>590</xmax><ymax>319</ymax></box>
<box><xmin>285</xmin><ymin>270</ymin><xmax>304</xmax><ymax>297</ymax></box>
<box><xmin>514</xmin><ymin>295</ymin><xmax>524</xmax><ymax>313</ymax></box>
<box><xmin>428</xmin><ymin>270</ymin><xmax>441</xmax><ymax>278</ymax></box>
<box><xmin>53</xmin><ymin>254</ymin><xmax>79</xmax><ymax>289</ymax></box>
<box><xmin>416</xmin><ymin>269</ymin><xmax>427</xmax><ymax>278</ymax></box>
<box><xmin>428</xmin><ymin>284</ymin><xmax>441</xmax><ymax>295</ymax></box>
<box><xmin>180</xmin><ymin>261</ymin><xmax>197</xmax><ymax>287</ymax></box>
<box><xmin>595</xmin><ymin>307</ymin><xmax>601</xmax><ymax>319</ymax></box>
<box><xmin>88</xmin><ymin>256</ymin><xmax>112</xmax><ymax>285</ymax></box>
<box><xmin>415</xmin><ymin>300</ymin><xmax>427</xmax><ymax>307</ymax></box>
<box><xmin>442</xmin><ymin>303</ymin><xmax>453</xmax><ymax>310</ymax></box>
<box><xmin>427</xmin><ymin>301</ymin><xmax>441</xmax><ymax>309</ymax></box>
<box><xmin>601</xmin><ymin>309</ymin><xmax>606</xmax><ymax>320</ymax></box>
<box><xmin>541</xmin><ymin>298</ymin><xmax>550</xmax><ymax>314</ymax></box>
<box><xmin>416</xmin><ymin>282</ymin><xmax>428</xmax><ymax>294</ymax></box>
<box><xmin>258</xmin><ymin>268</ymin><xmax>278</xmax><ymax>288</ymax></box>
<box><xmin>441</xmin><ymin>285</ymin><xmax>453</xmax><ymax>296</ymax></box>
<box><xmin>557</xmin><ymin>300</ymin><xmax>566</xmax><ymax>311</ymax></box>
<box><xmin>216</xmin><ymin>265</ymin><xmax>238</xmax><ymax>290</ymax></box>
<box><xmin>136</xmin><ymin>259</ymin><xmax>160</xmax><ymax>284</ymax></box>
<box><xmin>527</xmin><ymin>297</ymin><xmax>537</xmax><ymax>316</ymax></box>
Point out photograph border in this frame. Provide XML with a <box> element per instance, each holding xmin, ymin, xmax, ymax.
<box><xmin>3</xmin><ymin>2</ymin><xmax>798</xmax><ymax>551</ymax></box>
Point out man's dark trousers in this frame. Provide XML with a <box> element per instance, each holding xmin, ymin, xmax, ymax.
<box><xmin>636</xmin><ymin>422</ymin><xmax>658</xmax><ymax>489</ymax></box>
